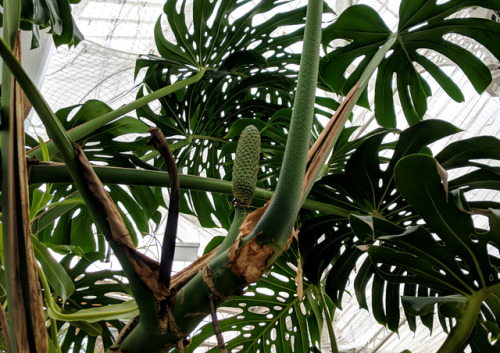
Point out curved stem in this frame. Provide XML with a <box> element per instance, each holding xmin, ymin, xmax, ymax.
<box><xmin>27</xmin><ymin>68</ymin><xmax>207</xmax><ymax>160</ymax></box>
<box><xmin>214</xmin><ymin>207</ymin><xmax>246</xmax><ymax>257</ymax></box>
<box><xmin>50</xmin><ymin>318</ymin><xmax>62</xmax><ymax>353</ymax></box>
<box><xmin>148</xmin><ymin>128</ymin><xmax>180</xmax><ymax>288</ymax></box>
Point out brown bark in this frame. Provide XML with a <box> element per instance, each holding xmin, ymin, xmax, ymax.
<box><xmin>7</xmin><ymin>31</ymin><xmax>47</xmax><ymax>353</ymax></box>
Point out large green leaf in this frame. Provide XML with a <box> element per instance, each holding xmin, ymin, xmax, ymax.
<box><xmin>53</xmin><ymin>100</ymin><xmax>152</xmax><ymax>169</ymax></box>
<box><xmin>299</xmin><ymin>120</ymin><xmax>500</xmax><ymax>335</ymax></box>
<box><xmin>378</xmin><ymin>154</ymin><xmax>498</xmax><ymax>291</ymax></box>
<box><xmin>32</xmin><ymin>100</ymin><xmax>165</xmax><ymax>251</ymax></box>
<box><xmin>364</xmin><ymin>154</ymin><xmax>500</xmax><ymax>350</ymax></box>
<box><xmin>300</xmin><ymin>120</ymin><xmax>460</xmax><ymax>287</ymax></box>
<box><xmin>36</xmin><ymin>183</ymin><xmax>164</xmax><ymax>254</ymax></box>
<box><xmin>320</xmin><ymin>1</ymin><xmax>500</xmax><ymax>127</ymax></box>
<box><xmin>185</xmin><ymin>248</ymin><xmax>325</xmax><ymax>353</ymax></box>
<box><xmin>154</xmin><ymin>0</ymin><xmax>308</xmax><ymax>74</ymax></box>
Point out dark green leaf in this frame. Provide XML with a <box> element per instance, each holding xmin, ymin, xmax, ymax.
<box><xmin>320</xmin><ymin>1</ymin><xmax>500</xmax><ymax>127</ymax></box>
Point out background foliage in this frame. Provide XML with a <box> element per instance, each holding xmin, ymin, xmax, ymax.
<box><xmin>2</xmin><ymin>0</ymin><xmax>500</xmax><ymax>352</ymax></box>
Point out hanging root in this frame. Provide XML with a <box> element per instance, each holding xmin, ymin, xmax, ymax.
<box><xmin>147</xmin><ymin>127</ymin><xmax>180</xmax><ymax>289</ymax></box>
<box><xmin>210</xmin><ymin>294</ymin><xmax>228</xmax><ymax>353</ymax></box>
<box><xmin>176</xmin><ymin>339</ymin><xmax>185</xmax><ymax>353</ymax></box>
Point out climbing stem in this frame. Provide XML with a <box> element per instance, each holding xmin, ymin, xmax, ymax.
<box><xmin>252</xmin><ymin>0</ymin><xmax>324</xmax><ymax>251</ymax></box>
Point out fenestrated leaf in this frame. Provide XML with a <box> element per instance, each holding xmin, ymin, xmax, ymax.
<box><xmin>301</xmin><ymin>120</ymin><xmax>460</xmax><ymax>287</ymax></box>
<box><xmin>47</xmin><ymin>299</ymin><xmax>138</xmax><ymax>324</ymax></box>
<box><xmin>186</xmin><ymin>249</ymin><xmax>324</xmax><ymax>353</ymax></box>
<box><xmin>155</xmin><ymin>0</ymin><xmax>307</xmax><ymax>75</ymax></box>
<box><xmin>300</xmin><ymin>120</ymin><xmax>500</xmax><ymax>336</ymax></box>
<box><xmin>364</xmin><ymin>153</ymin><xmax>500</xmax><ymax>349</ymax></box>
<box><xmin>393</xmin><ymin>155</ymin><xmax>496</xmax><ymax>286</ymax></box>
<box><xmin>436</xmin><ymin>136</ymin><xmax>500</xmax><ymax>170</ymax></box>
<box><xmin>32</xmin><ymin>100</ymin><xmax>165</xmax><ymax>246</ymax></box>
<box><xmin>52</xmin><ymin>100</ymin><xmax>151</xmax><ymax>169</ymax></box>
<box><xmin>449</xmin><ymin>169</ymin><xmax>500</xmax><ymax>194</ymax></box>
<box><xmin>137</xmin><ymin>69</ymin><xmax>293</xmax><ymax>228</ymax></box>
<box><xmin>135</xmin><ymin>0</ymin><xmax>338</xmax><ymax>227</ymax></box>
<box><xmin>320</xmin><ymin>1</ymin><xmax>500</xmax><ymax>127</ymax></box>
<box><xmin>55</xmin><ymin>252</ymin><xmax>129</xmax><ymax>352</ymax></box>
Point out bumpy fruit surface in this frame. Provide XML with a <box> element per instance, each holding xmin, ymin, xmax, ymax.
<box><xmin>232</xmin><ymin>125</ymin><xmax>261</xmax><ymax>206</ymax></box>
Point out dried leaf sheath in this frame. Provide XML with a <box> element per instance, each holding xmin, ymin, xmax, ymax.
<box><xmin>301</xmin><ymin>82</ymin><xmax>360</xmax><ymax>201</ymax></box>
<box><xmin>6</xmin><ymin>32</ymin><xmax>47</xmax><ymax>353</ymax></box>
<box><xmin>72</xmin><ymin>143</ymin><xmax>171</xmax><ymax>299</ymax></box>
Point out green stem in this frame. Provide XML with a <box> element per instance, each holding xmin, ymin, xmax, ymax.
<box><xmin>357</xmin><ymin>33</ymin><xmax>397</xmax><ymax>102</ymax></box>
<box><xmin>318</xmin><ymin>286</ymin><xmax>338</xmax><ymax>353</ymax></box>
<box><xmin>28</xmin><ymin>164</ymin><xmax>352</xmax><ymax>216</ymax></box>
<box><xmin>28</xmin><ymin>68</ymin><xmax>207</xmax><ymax>159</ymax></box>
<box><xmin>214</xmin><ymin>207</ymin><xmax>246</xmax><ymax>257</ymax></box>
<box><xmin>50</xmin><ymin>318</ymin><xmax>62</xmax><ymax>353</ymax></box>
<box><xmin>437</xmin><ymin>283</ymin><xmax>500</xmax><ymax>353</ymax></box>
<box><xmin>249</xmin><ymin>0</ymin><xmax>324</xmax><ymax>253</ymax></box>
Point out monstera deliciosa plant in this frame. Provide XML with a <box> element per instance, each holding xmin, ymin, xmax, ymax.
<box><xmin>1</xmin><ymin>0</ymin><xmax>500</xmax><ymax>352</ymax></box>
